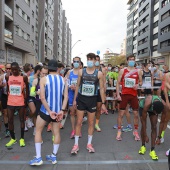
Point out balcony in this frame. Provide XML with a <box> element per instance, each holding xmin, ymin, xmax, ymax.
<box><xmin>5</xmin><ymin>4</ymin><xmax>13</xmax><ymax>21</ymax></box>
<box><xmin>4</xmin><ymin>29</ymin><xmax>13</xmax><ymax>44</ymax></box>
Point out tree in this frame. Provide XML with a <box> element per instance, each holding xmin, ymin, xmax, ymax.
<box><xmin>108</xmin><ymin>55</ymin><xmax>126</xmax><ymax>66</ymax></box>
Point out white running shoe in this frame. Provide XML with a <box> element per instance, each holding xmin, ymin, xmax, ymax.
<box><xmin>166</xmin><ymin>149</ymin><xmax>170</xmax><ymax>157</ymax></box>
<box><xmin>82</xmin><ymin>117</ymin><xmax>87</xmax><ymax>123</ymax></box>
<box><xmin>160</xmin><ymin>138</ymin><xmax>164</xmax><ymax>144</ymax></box>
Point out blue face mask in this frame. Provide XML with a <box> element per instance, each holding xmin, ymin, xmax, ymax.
<box><xmin>73</xmin><ymin>62</ymin><xmax>79</xmax><ymax>68</ymax></box>
<box><xmin>60</xmin><ymin>69</ymin><xmax>65</xmax><ymax>75</ymax></box>
<box><xmin>87</xmin><ymin>61</ymin><xmax>94</xmax><ymax>68</ymax></box>
<box><xmin>95</xmin><ymin>61</ymin><xmax>100</xmax><ymax>67</ymax></box>
<box><xmin>128</xmin><ymin>61</ymin><xmax>135</xmax><ymax>67</ymax></box>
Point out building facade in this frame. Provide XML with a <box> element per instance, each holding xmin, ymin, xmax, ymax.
<box><xmin>120</xmin><ymin>38</ymin><xmax>127</xmax><ymax>56</ymax></box>
<box><xmin>127</xmin><ymin>0</ymin><xmax>170</xmax><ymax>66</ymax></box>
<box><xmin>0</xmin><ymin>0</ymin><xmax>72</xmax><ymax>66</ymax></box>
<box><xmin>103</xmin><ymin>50</ymin><xmax>119</xmax><ymax>66</ymax></box>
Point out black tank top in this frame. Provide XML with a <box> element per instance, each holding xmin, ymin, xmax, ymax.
<box><xmin>79</xmin><ymin>68</ymin><xmax>99</xmax><ymax>96</ymax></box>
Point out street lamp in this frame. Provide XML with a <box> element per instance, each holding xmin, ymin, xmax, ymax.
<box><xmin>71</xmin><ymin>40</ymin><xmax>81</xmax><ymax>50</ymax></box>
<box><xmin>38</xmin><ymin>0</ymin><xmax>54</xmax><ymax>62</ymax></box>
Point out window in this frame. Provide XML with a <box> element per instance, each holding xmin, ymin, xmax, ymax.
<box><xmin>139</xmin><ymin>0</ymin><xmax>146</xmax><ymax>7</ymax></box>
<box><xmin>153</xmin><ymin>45</ymin><xmax>158</xmax><ymax>52</ymax></box>
<box><xmin>139</xmin><ymin>14</ymin><xmax>149</xmax><ymax>26</ymax></box>
<box><xmin>161</xmin><ymin>24</ymin><xmax>170</xmax><ymax>35</ymax></box>
<box><xmin>32</xmin><ymin>25</ymin><xmax>34</xmax><ymax>32</ymax></box>
<box><xmin>153</xmin><ymin>8</ymin><xmax>159</xmax><ymax>17</ymax></box>
<box><xmin>25</xmin><ymin>0</ymin><xmax>30</xmax><ymax>6</ymax></box>
<box><xmin>162</xmin><ymin>0</ymin><xmax>170</xmax><ymax>8</ymax></box>
<box><xmin>139</xmin><ymin>3</ymin><xmax>149</xmax><ymax>17</ymax></box>
<box><xmin>161</xmin><ymin>10</ymin><xmax>170</xmax><ymax>21</ymax></box>
<box><xmin>138</xmin><ymin>37</ymin><xmax>148</xmax><ymax>46</ymax></box>
<box><xmin>153</xmin><ymin>33</ymin><xmax>158</xmax><ymax>40</ymax></box>
<box><xmin>32</xmin><ymin>11</ymin><xmax>34</xmax><ymax>18</ymax></box>
<box><xmin>160</xmin><ymin>39</ymin><xmax>170</xmax><ymax>48</ymax></box>
<box><xmin>138</xmin><ymin>48</ymin><xmax>148</xmax><ymax>55</ymax></box>
<box><xmin>153</xmin><ymin>21</ymin><xmax>158</xmax><ymax>28</ymax></box>
<box><xmin>138</xmin><ymin>26</ymin><xmax>149</xmax><ymax>36</ymax></box>
<box><xmin>154</xmin><ymin>0</ymin><xmax>159</xmax><ymax>4</ymax></box>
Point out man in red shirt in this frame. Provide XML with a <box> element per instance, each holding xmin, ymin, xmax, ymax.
<box><xmin>116</xmin><ymin>55</ymin><xmax>142</xmax><ymax>141</ymax></box>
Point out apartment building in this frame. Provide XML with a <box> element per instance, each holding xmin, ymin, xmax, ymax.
<box><xmin>103</xmin><ymin>50</ymin><xmax>119</xmax><ymax>66</ymax></box>
<box><xmin>127</xmin><ymin>0</ymin><xmax>170</xmax><ymax>66</ymax></box>
<box><xmin>0</xmin><ymin>0</ymin><xmax>38</xmax><ymax>65</ymax></box>
<box><xmin>120</xmin><ymin>38</ymin><xmax>127</xmax><ymax>56</ymax></box>
<box><xmin>0</xmin><ymin>0</ymin><xmax>72</xmax><ymax>66</ymax></box>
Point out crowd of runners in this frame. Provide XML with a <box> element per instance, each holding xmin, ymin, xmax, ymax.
<box><xmin>0</xmin><ymin>53</ymin><xmax>170</xmax><ymax>166</ymax></box>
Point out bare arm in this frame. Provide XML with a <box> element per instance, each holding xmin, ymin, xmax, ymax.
<box><xmin>23</xmin><ymin>75</ymin><xmax>29</xmax><ymax>99</ymax></box>
<box><xmin>98</xmin><ymin>71</ymin><xmax>105</xmax><ymax>103</ymax></box>
<box><xmin>61</xmin><ymin>80</ymin><xmax>68</xmax><ymax>110</ymax></box>
<box><xmin>102</xmin><ymin>68</ymin><xmax>106</xmax><ymax>92</ymax></box>
<box><xmin>138</xmin><ymin>69</ymin><xmax>142</xmax><ymax>86</ymax></box>
<box><xmin>116</xmin><ymin>69</ymin><xmax>123</xmax><ymax>97</ymax></box>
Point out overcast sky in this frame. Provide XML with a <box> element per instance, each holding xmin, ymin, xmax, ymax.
<box><xmin>62</xmin><ymin>0</ymin><xmax>128</xmax><ymax>64</ymax></box>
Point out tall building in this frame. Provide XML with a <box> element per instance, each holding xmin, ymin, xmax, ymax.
<box><xmin>120</xmin><ymin>38</ymin><xmax>127</xmax><ymax>56</ymax></box>
<box><xmin>127</xmin><ymin>0</ymin><xmax>170</xmax><ymax>65</ymax></box>
<box><xmin>0</xmin><ymin>0</ymin><xmax>72</xmax><ymax>65</ymax></box>
<box><xmin>67</xmin><ymin>23</ymin><xmax>72</xmax><ymax>66</ymax></box>
<box><xmin>103</xmin><ymin>50</ymin><xmax>119</xmax><ymax>66</ymax></box>
<box><xmin>0</xmin><ymin>0</ymin><xmax>38</xmax><ymax>65</ymax></box>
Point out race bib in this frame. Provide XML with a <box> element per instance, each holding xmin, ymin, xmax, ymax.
<box><xmin>82</xmin><ymin>84</ymin><xmax>95</xmax><ymax>96</ymax></box>
<box><xmin>10</xmin><ymin>85</ymin><xmax>21</xmax><ymax>96</ymax></box>
<box><xmin>114</xmin><ymin>80</ymin><xmax>117</xmax><ymax>86</ymax></box>
<box><xmin>125</xmin><ymin>78</ymin><xmax>136</xmax><ymax>88</ymax></box>
<box><xmin>145</xmin><ymin>77</ymin><xmax>151</xmax><ymax>83</ymax></box>
<box><xmin>71</xmin><ymin>79</ymin><xmax>77</xmax><ymax>86</ymax></box>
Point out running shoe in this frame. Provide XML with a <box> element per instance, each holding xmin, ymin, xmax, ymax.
<box><xmin>20</xmin><ymin>138</ymin><xmax>26</xmax><ymax>147</ymax></box>
<box><xmin>122</xmin><ymin>125</ymin><xmax>132</xmax><ymax>132</ymax></box>
<box><xmin>149</xmin><ymin>150</ymin><xmax>158</xmax><ymax>160</ymax></box>
<box><xmin>47</xmin><ymin>124</ymin><xmax>51</xmax><ymax>132</ymax></box>
<box><xmin>5</xmin><ymin>129</ymin><xmax>10</xmax><ymax>138</ymax></box>
<box><xmin>113</xmin><ymin>124</ymin><xmax>123</xmax><ymax>129</ymax></box>
<box><xmin>5</xmin><ymin>138</ymin><xmax>17</xmax><ymax>147</ymax></box>
<box><xmin>166</xmin><ymin>149</ymin><xmax>170</xmax><ymax>157</ymax></box>
<box><xmin>138</xmin><ymin>146</ymin><xmax>146</xmax><ymax>155</ymax></box>
<box><xmin>116</xmin><ymin>131</ymin><xmax>122</xmax><ymax>141</ymax></box>
<box><xmin>71</xmin><ymin>145</ymin><xmax>79</xmax><ymax>154</ymax></box>
<box><xmin>46</xmin><ymin>154</ymin><xmax>57</xmax><ymax>164</ymax></box>
<box><xmin>133</xmin><ymin>130</ymin><xmax>140</xmax><ymax>141</ymax></box>
<box><xmin>70</xmin><ymin>130</ymin><xmax>75</xmax><ymax>139</ymax></box>
<box><xmin>24</xmin><ymin>122</ymin><xmax>28</xmax><ymax>132</ymax></box>
<box><xmin>26</xmin><ymin>118</ymin><xmax>32</xmax><ymax>128</ymax></box>
<box><xmin>95</xmin><ymin>124</ymin><xmax>101</xmax><ymax>132</ymax></box>
<box><xmin>29</xmin><ymin>157</ymin><xmax>43</xmax><ymax>166</ymax></box>
<box><xmin>160</xmin><ymin>137</ymin><xmax>164</xmax><ymax>144</ymax></box>
<box><xmin>87</xmin><ymin>144</ymin><xmax>95</xmax><ymax>153</ymax></box>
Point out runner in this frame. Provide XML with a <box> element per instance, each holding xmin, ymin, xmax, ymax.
<box><xmin>71</xmin><ymin>53</ymin><xmax>107</xmax><ymax>154</ymax></box>
<box><xmin>0</xmin><ymin>63</ymin><xmax>11</xmax><ymax>137</ymax></box>
<box><xmin>65</xmin><ymin>56</ymin><xmax>81</xmax><ymax>138</ymax></box>
<box><xmin>30</xmin><ymin>66</ymin><xmax>48</xmax><ymax>135</ymax></box>
<box><xmin>116</xmin><ymin>55</ymin><xmax>142</xmax><ymax>141</ymax></box>
<box><xmin>5</xmin><ymin>62</ymin><xmax>29</xmax><ymax>147</ymax></box>
<box><xmin>138</xmin><ymin>95</ymin><xmax>165</xmax><ymax>160</ymax></box>
<box><xmin>141</xmin><ymin>63</ymin><xmax>153</xmax><ymax>95</ymax></box>
<box><xmin>153</xmin><ymin>64</ymin><xmax>162</xmax><ymax>96</ymax></box>
<box><xmin>29</xmin><ymin>59</ymin><xmax>68</xmax><ymax>166</ymax></box>
<box><xmin>95</xmin><ymin>55</ymin><xmax>106</xmax><ymax>132</ymax></box>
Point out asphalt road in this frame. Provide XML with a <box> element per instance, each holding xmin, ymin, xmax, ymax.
<box><xmin>0</xmin><ymin>110</ymin><xmax>169</xmax><ymax>170</ymax></box>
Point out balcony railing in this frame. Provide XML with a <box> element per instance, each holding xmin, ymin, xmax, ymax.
<box><xmin>4</xmin><ymin>29</ymin><xmax>12</xmax><ymax>39</ymax></box>
<box><xmin>5</xmin><ymin>4</ymin><xmax>12</xmax><ymax>16</ymax></box>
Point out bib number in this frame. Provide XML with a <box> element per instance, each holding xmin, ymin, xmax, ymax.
<box><xmin>82</xmin><ymin>84</ymin><xmax>95</xmax><ymax>96</ymax></box>
<box><xmin>145</xmin><ymin>77</ymin><xmax>151</xmax><ymax>83</ymax></box>
<box><xmin>125</xmin><ymin>78</ymin><xmax>136</xmax><ymax>88</ymax></box>
<box><xmin>10</xmin><ymin>85</ymin><xmax>21</xmax><ymax>96</ymax></box>
<box><xmin>71</xmin><ymin>79</ymin><xmax>77</xmax><ymax>86</ymax></box>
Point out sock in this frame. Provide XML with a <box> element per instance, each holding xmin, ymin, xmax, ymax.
<box><xmin>35</xmin><ymin>143</ymin><xmax>41</xmax><ymax>158</ymax></box>
<box><xmin>88</xmin><ymin>135</ymin><xmax>93</xmax><ymax>145</ymax></box>
<box><xmin>142</xmin><ymin>143</ymin><xmax>145</xmax><ymax>147</ymax></box>
<box><xmin>10</xmin><ymin>130</ymin><xmax>15</xmax><ymax>139</ymax></box>
<box><xmin>74</xmin><ymin>135</ymin><xmax>79</xmax><ymax>145</ymax></box>
<box><xmin>134</xmin><ymin>124</ymin><xmax>138</xmax><ymax>130</ymax></box>
<box><xmin>21</xmin><ymin>128</ymin><xmax>24</xmax><ymax>139</ymax></box>
<box><xmin>52</xmin><ymin>144</ymin><xmax>59</xmax><ymax>156</ymax></box>
<box><xmin>151</xmin><ymin>147</ymin><xmax>155</xmax><ymax>151</ymax></box>
<box><xmin>128</xmin><ymin>124</ymin><xmax>132</xmax><ymax>128</ymax></box>
<box><xmin>4</xmin><ymin>123</ymin><xmax>8</xmax><ymax>130</ymax></box>
<box><xmin>161</xmin><ymin>131</ymin><xmax>165</xmax><ymax>138</ymax></box>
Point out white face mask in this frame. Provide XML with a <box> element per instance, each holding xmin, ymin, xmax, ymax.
<box><xmin>148</xmin><ymin>66</ymin><xmax>152</xmax><ymax>70</ymax></box>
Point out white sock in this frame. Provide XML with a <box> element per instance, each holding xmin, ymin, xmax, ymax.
<box><xmin>74</xmin><ymin>135</ymin><xmax>79</xmax><ymax>145</ymax></box>
<box><xmin>88</xmin><ymin>135</ymin><xmax>93</xmax><ymax>145</ymax></box>
<box><xmin>52</xmin><ymin>144</ymin><xmax>60</xmax><ymax>156</ymax></box>
<box><xmin>35</xmin><ymin>143</ymin><xmax>41</xmax><ymax>158</ymax></box>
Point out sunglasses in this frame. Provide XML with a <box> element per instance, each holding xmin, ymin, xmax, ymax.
<box><xmin>73</xmin><ymin>61</ymin><xmax>79</xmax><ymax>63</ymax></box>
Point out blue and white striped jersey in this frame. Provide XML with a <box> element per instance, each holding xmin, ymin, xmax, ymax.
<box><xmin>40</xmin><ymin>74</ymin><xmax>65</xmax><ymax>115</ymax></box>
